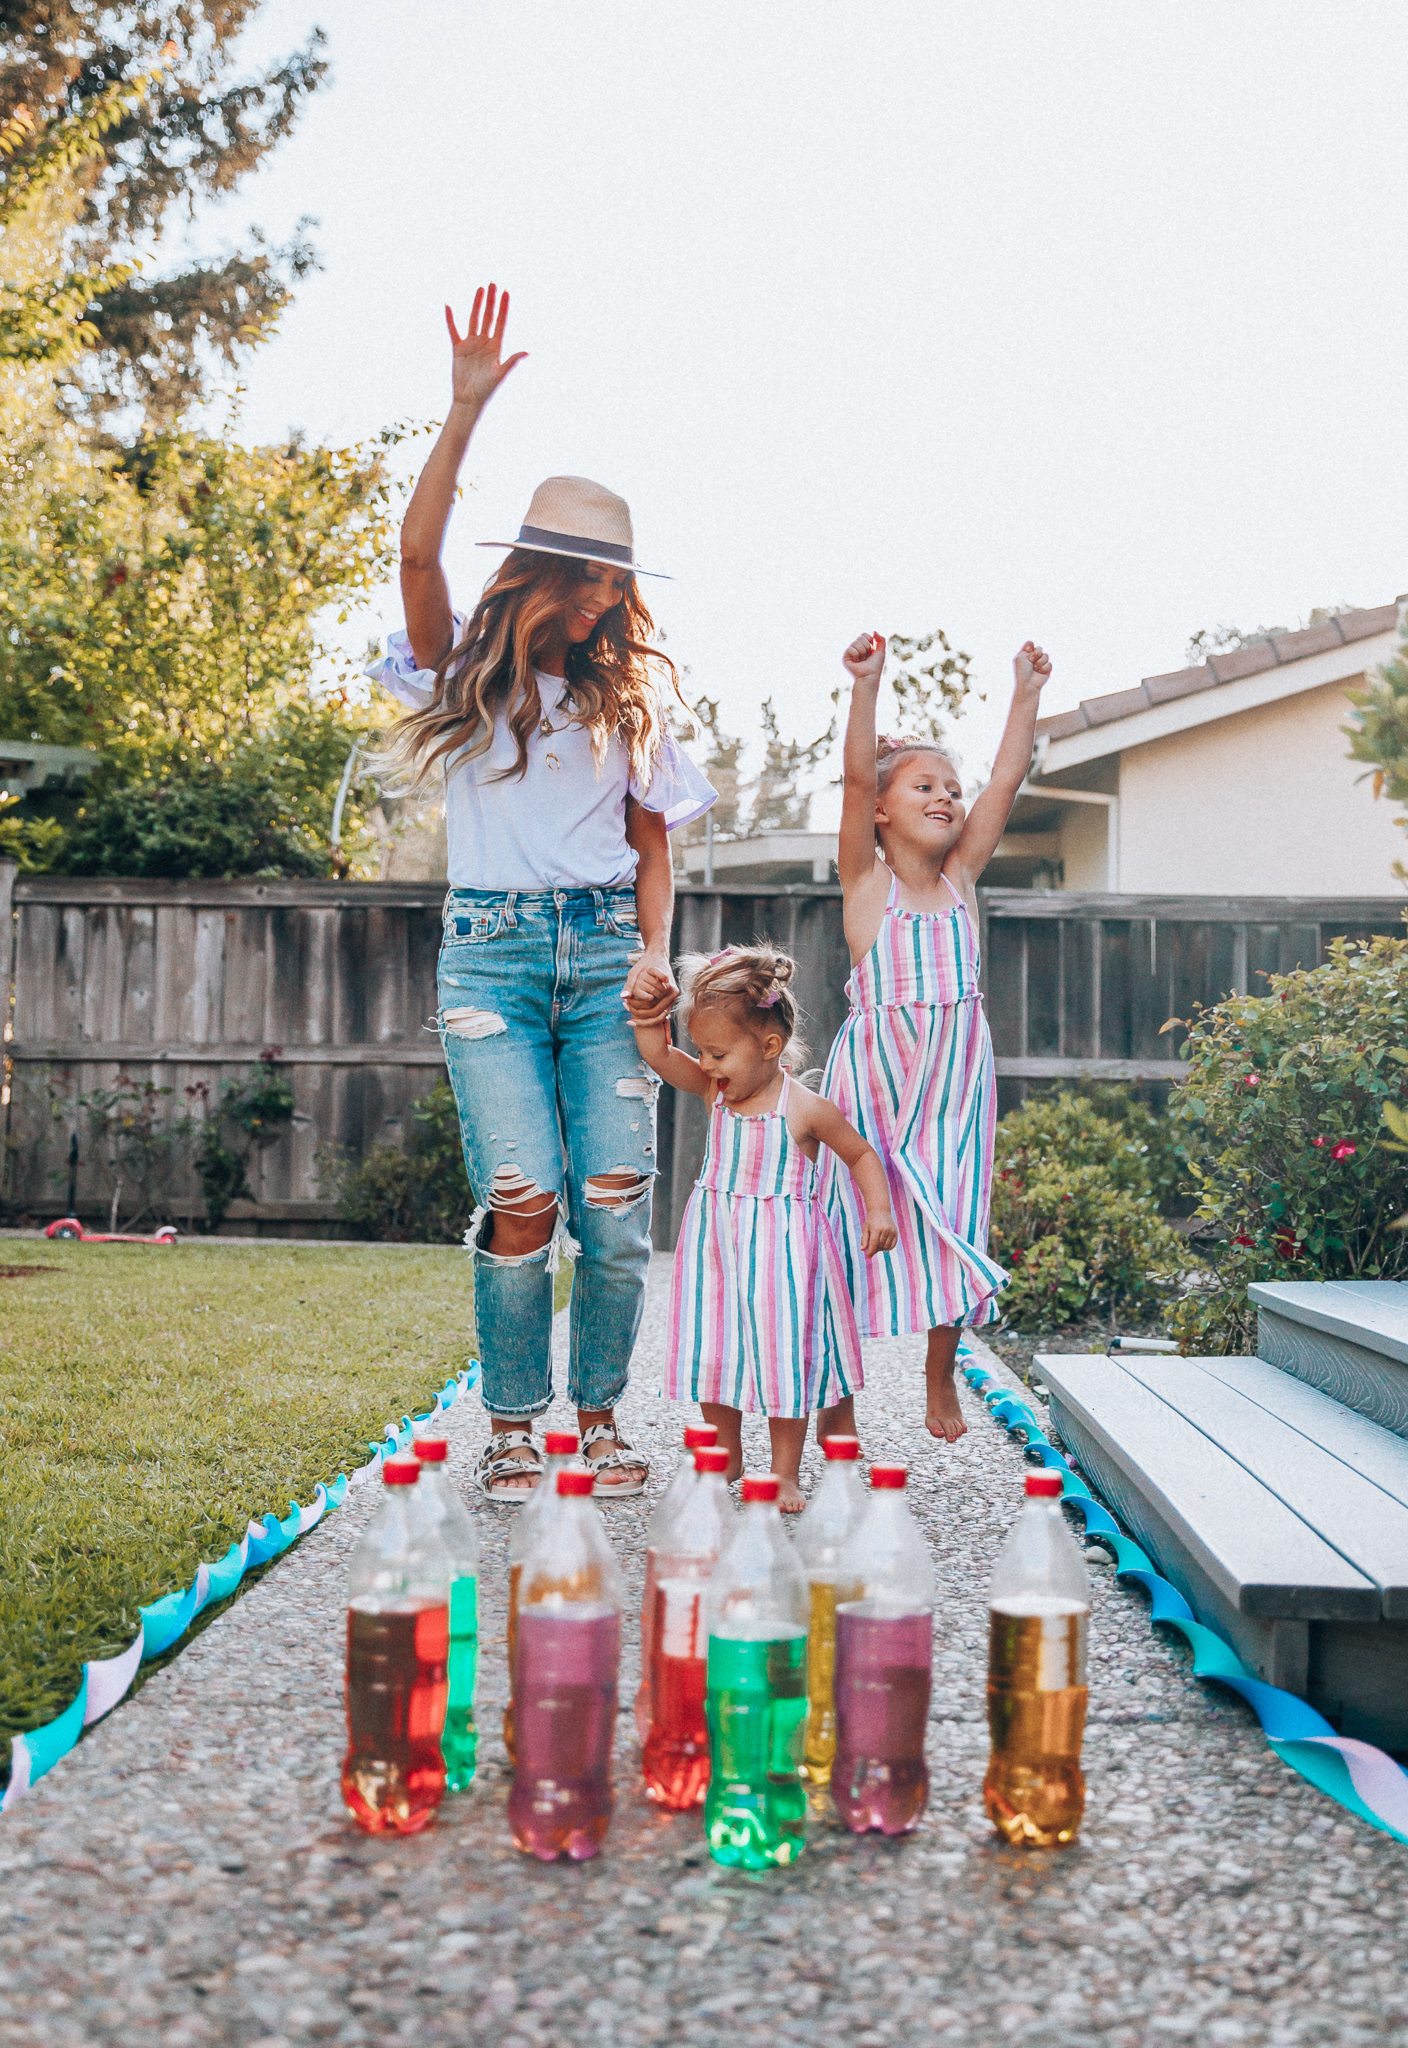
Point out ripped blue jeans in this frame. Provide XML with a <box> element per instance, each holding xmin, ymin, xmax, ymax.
<box><xmin>438</xmin><ymin>885</ymin><xmax>658</xmax><ymax>1418</ymax></box>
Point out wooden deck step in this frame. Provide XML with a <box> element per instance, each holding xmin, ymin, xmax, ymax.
<box><xmin>1250</xmin><ymin>1279</ymin><xmax>1408</xmax><ymax>1439</ymax></box>
<box><xmin>1035</xmin><ymin>1351</ymin><xmax>1408</xmax><ymax>1749</ymax></box>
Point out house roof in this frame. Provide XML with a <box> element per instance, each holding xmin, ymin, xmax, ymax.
<box><xmin>1035</xmin><ymin>599</ymin><xmax>1404</xmax><ymax>745</ymax></box>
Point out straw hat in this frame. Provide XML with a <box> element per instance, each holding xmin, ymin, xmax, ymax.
<box><xmin>478</xmin><ymin>475</ymin><xmax>667</xmax><ymax>579</ymax></box>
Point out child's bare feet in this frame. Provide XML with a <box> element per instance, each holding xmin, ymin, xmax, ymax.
<box><xmin>767</xmin><ymin>1415</ymin><xmax>809</xmax><ymax>1513</ymax></box>
<box><xmin>775</xmin><ymin>1474</ymin><xmax>807</xmax><ymax>1514</ymax></box>
<box><xmin>816</xmin><ymin>1394</ymin><xmax>860</xmax><ymax>1458</ymax></box>
<box><xmin>924</xmin><ymin>1326</ymin><xmax>969</xmax><ymax>1444</ymax></box>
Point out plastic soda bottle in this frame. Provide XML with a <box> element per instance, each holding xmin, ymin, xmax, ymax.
<box><xmin>703</xmin><ymin>1472</ymin><xmax>810</xmax><ymax>1869</ymax></box>
<box><xmin>504</xmin><ymin>1430</ymin><xmax>579</xmax><ymax>1763</ymax></box>
<box><xmin>832</xmin><ymin>1462</ymin><xmax>935</xmax><ymax>1835</ymax></box>
<box><xmin>634</xmin><ymin>1423</ymin><xmax>719</xmax><ymax>1740</ymax></box>
<box><xmin>341</xmin><ymin>1455</ymin><xmax>450</xmax><ymax>1834</ymax></box>
<box><xmin>984</xmin><ymin>1469</ymin><xmax>1091</xmax><ymax>1848</ymax></box>
<box><xmin>410</xmin><ymin>1436</ymin><xmax>481</xmax><ymax>1790</ymax></box>
<box><xmin>794</xmin><ymin>1434</ymin><xmax>866</xmax><ymax>1784</ymax></box>
<box><xmin>641</xmin><ymin>1444</ymin><xmax>733</xmax><ymax>1809</ymax></box>
<box><xmin>509</xmin><ymin>1468</ymin><xmax>623</xmax><ymax>1862</ymax></box>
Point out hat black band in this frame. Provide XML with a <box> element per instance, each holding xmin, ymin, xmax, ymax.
<box><xmin>517</xmin><ymin>524</ymin><xmax>634</xmax><ymax>566</ymax></box>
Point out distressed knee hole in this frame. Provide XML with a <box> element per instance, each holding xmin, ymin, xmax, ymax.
<box><xmin>442</xmin><ymin>1006</ymin><xmax>507</xmax><ymax>1040</ymax></box>
<box><xmin>489</xmin><ymin>1165</ymin><xmax>557</xmax><ymax>1218</ymax></box>
<box><xmin>615</xmin><ymin>1074</ymin><xmax>659</xmax><ymax>1101</ymax></box>
<box><xmin>585</xmin><ymin>1167</ymin><xmax>653</xmax><ymax>1215</ymax></box>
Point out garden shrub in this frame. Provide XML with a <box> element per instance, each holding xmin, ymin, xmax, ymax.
<box><xmin>990</xmin><ymin>1092</ymin><xmax>1185</xmax><ymax>1329</ymax></box>
<box><xmin>325</xmin><ymin>1082</ymin><xmax>472</xmax><ymax>1243</ymax></box>
<box><xmin>1170</xmin><ymin>934</ymin><xmax>1408</xmax><ymax>1354</ymax></box>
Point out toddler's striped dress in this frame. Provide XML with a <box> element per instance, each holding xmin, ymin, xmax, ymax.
<box><xmin>820</xmin><ymin>869</ymin><xmax>1007</xmax><ymax>1335</ymax></box>
<box><xmin>666</xmin><ymin>1073</ymin><xmax>863</xmax><ymax>1417</ymax></box>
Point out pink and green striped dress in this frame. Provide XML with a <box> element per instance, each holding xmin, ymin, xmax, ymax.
<box><xmin>666</xmin><ymin>1073</ymin><xmax>863</xmax><ymax>1417</ymax></box>
<box><xmin>820</xmin><ymin>870</ymin><xmax>1007</xmax><ymax>1335</ymax></box>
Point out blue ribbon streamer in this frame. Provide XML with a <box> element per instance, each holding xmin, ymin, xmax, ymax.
<box><xmin>959</xmin><ymin>1350</ymin><xmax>1408</xmax><ymax>1846</ymax></box>
<box><xmin>2</xmin><ymin>1364</ymin><xmax>479</xmax><ymax>1813</ymax></box>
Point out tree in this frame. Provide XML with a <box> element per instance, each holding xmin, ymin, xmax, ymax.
<box><xmin>884</xmin><ymin>628</ymin><xmax>977</xmax><ymax>741</ymax></box>
<box><xmin>750</xmin><ymin>698</ymin><xmax>835</xmax><ymax>834</ymax></box>
<box><xmin>0</xmin><ymin>2</ymin><xmax>326</xmax><ymax>421</ymax></box>
<box><xmin>1344</xmin><ymin>608</ymin><xmax>1408</xmax><ymax>883</ymax></box>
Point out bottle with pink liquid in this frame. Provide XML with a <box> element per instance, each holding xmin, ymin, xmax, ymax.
<box><xmin>832</xmin><ymin>1462</ymin><xmax>935</xmax><ymax>1836</ymax></box>
<box><xmin>509</xmin><ymin>1468</ymin><xmax>622</xmax><ymax>1863</ymax></box>
<box><xmin>504</xmin><ymin>1430</ymin><xmax>580</xmax><ymax>1763</ymax></box>
<box><xmin>634</xmin><ymin>1424</ymin><xmax>719</xmax><ymax>1740</ymax></box>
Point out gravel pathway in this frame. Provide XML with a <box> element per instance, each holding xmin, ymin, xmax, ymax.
<box><xmin>1</xmin><ymin>1256</ymin><xmax>1404</xmax><ymax>2047</ymax></box>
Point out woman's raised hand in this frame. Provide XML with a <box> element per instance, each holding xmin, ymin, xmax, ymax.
<box><xmin>445</xmin><ymin>284</ymin><xmax>528</xmax><ymax>413</ymax></box>
<box><xmin>842</xmin><ymin>631</ymin><xmax>886</xmax><ymax>691</ymax></box>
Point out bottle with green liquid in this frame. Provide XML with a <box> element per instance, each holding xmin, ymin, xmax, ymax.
<box><xmin>411</xmin><ymin>1436</ymin><xmax>480</xmax><ymax>1790</ymax></box>
<box><xmin>702</xmin><ymin>1472</ymin><xmax>809</xmax><ymax>1869</ymax></box>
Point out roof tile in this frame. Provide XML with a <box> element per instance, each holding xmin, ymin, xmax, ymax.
<box><xmin>1034</xmin><ymin>707</ymin><xmax>1089</xmax><ymax>740</ymax></box>
<box><xmin>1208</xmin><ymin>642</ymin><xmax>1279</xmax><ymax>683</ymax></box>
<box><xmin>1081</xmin><ymin>684</ymin><xmax>1151</xmax><ymax>728</ymax></box>
<box><xmin>1143</xmin><ymin>663</ymin><xmax>1212</xmax><ymax>705</ymax></box>
<box><xmin>1336</xmin><ymin>602</ymin><xmax>1398</xmax><ymax>643</ymax></box>
<box><xmin>1270</xmin><ymin>622</ymin><xmax>1344</xmax><ymax>662</ymax></box>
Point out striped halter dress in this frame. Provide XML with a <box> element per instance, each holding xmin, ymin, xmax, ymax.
<box><xmin>666</xmin><ymin>1072</ymin><xmax>863</xmax><ymax>1417</ymax></box>
<box><xmin>819</xmin><ymin>869</ymin><xmax>1006</xmax><ymax>1335</ymax></box>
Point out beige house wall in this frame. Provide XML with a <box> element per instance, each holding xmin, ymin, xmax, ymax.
<box><xmin>1057</xmin><ymin>802</ymin><xmax>1112</xmax><ymax>890</ymax></box>
<box><xmin>1110</xmin><ymin>680</ymin><xmax>1406</xmax><ymax>895</ymax></box>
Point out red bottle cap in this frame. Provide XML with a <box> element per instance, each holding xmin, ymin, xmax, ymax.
<box><xmin>412</xmin><ymin>1437</ymin><xmax>448</xmax><ymax>1462</ymax></box>
<box><xmin>684</xmin><ymin>1425</ymin><xmax>719</xmax><ymax>1449</ymax></box>
<box><xmin>694</xmin><ymin>1446</ymin><xmax>731</xmax><ymax>1474</ymax></box>
<box><xmin>822</xmin><ymin>1435</ymin><xmax>861</xmax><ymax>1461</ymax></box>
<box><xmin>1026</xmin><ymin>1470</ymin><xmax>1064</xmax><ymax>1498</ymax></box>
<box><xmin>557</xmin><ymin>1468</ymin><xmax>597</xmax><ymax>1497</ymax></box>
<box><xmin>544</xmin><ymin>1432</ymin><xmax>580</xmax><ymax>1456</ymax></box>
<box><xmin>870</xmin><ymin>1464</ymin><xmax>908</xmax><ymax>1489</ymax></box>
<box><xmin>741</xmin><ymin>1473</ymin><xmax>780</xmax><ymax>1504</ymax></box>
<box><xmin>382</xmin><ymin>1457</ymin><xmax>420</xmax><ymax>1486</ymax></box>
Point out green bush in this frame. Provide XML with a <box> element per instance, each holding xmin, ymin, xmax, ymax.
<box><xmin>990</xmin><ymin>1092</ymin><xmax>1185</xmax><ymax>1329</ymax></box>
<box><xmin>325</xmin><ymin>1082</ymin><xmax>473</xmax><ymax>1243</ymax></box>
<box><xmin>1170</xmin><ymin>934</ymin><xmax>1408</xmax><ymax>1354</ymax></box>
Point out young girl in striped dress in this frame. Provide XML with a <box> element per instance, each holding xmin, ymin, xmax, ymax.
<box><xmin>820</xmin><ymin>631</ymin><xmax>1052</xmax><ymax>1444</ymax></box>
<box><xmin>629</xmin><ymin>946</ymin><xmax>896</xmax><ymax>1511</ymax></box>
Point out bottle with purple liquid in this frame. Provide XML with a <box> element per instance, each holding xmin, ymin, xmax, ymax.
<box><xmin>508</xmin><ymin>1467</ymin><xmax>622</xmax><ymax>1863</ymax></box>
<box><xmin>832</xmin><ymin>1462</ymin><xmax>935</xmax><ymax>1836</ymax></box>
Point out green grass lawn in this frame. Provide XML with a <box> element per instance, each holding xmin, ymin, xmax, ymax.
<box><xmin>0</xmin><ymin>1240</ymin><xmax>484</xmax><ymax>1773</ymax></box>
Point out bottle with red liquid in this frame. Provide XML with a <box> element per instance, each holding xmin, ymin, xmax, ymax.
<box><xmin>634</xmin><ymin>1424</ymin><xmax>719</xmax><ymax>1741</ymax></box>
<box><xmin>341</xmin><ymin>1455</ymin><xmax>451</xmax><ymax>1835</ymax></box>
<box><xmin>832</xmin><ymin>1463</ymin><xmax>935</xmax><ymax>1836</ymax></box>
<box><xmin>504</xmin><ymin>1430</ymin><xmax>579</xmax><ymax>1763</ymax></box>
<box><xmin>641</xmin><ymin>1444</ymin><xmax>732</xmax><ymax>1808</ymax></box>
<box><xmin>794</xmin><ymin>1434</ymin><xmax>866</xmax><ymax>1785</ymax></box>
<box><xmin>984</xmin><ymin>1469</ymin><xmax>1090</xmax><ymax>1848</ymax></box>
<box><xmin>509</xmin><ymin>1468</ymin><xmax>623</xmax><ymax>1862</ymax></box>
<box><xmin>410</xmin><ymin>1436</ymin><xmax>480</xmax><ymax>1790</ymax></box>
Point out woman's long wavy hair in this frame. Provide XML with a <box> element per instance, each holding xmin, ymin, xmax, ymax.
<box><xmin>383</xmin><ymin>549</ymin><xmax>683</xmax><ymax>791</ymax></box>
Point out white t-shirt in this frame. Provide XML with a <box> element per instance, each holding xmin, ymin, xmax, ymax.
<box><xmin>374</xmin><ymin>614</ymin><xmax>716</xmax><ymax>891</ymax></box>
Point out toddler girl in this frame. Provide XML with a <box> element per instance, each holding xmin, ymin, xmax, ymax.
<box><xmin>630</xmin><ymin>945</ymin><xmax>896</xmax><ymax>1511</ymax></box>
<box><xmin>820</xmin><ymin>632</ymin><xmax>1052</xmax><ymax>1444</ymax></box>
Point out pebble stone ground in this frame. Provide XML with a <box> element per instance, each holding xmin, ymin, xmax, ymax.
<box><xmin>1</xmin><ymin>1256</ymin><xmax>1405</xmax><ymax>2048</ymax></box>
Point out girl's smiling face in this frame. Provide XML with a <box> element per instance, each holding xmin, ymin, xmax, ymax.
<box><xmin>875</xmin><ymin>752</ymin><xmax>966</xmax><ymax>857</ymax></box>
<box><xmin>688</xmin><ymin>1003</ymin><xmax>786</xmax><ymax>1107</ymax></box>
<box><xmin>561</xmin><ymin>562</ymin><xmax>630</xmax><ymax>643</ymax></box>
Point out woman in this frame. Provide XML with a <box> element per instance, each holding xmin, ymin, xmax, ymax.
<box><xmin>376</xmin><ymin>283</ymin><xmax>714</xmax><ymax>1499</ymax></box>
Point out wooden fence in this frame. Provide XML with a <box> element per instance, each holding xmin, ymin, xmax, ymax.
<box><xmin>2</xmin><ymin>865</ymin><xmax>1403</xmax><ymax>1244</ymax></box>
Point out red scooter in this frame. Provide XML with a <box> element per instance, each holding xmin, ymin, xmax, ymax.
<box><xmin>46</xmin><ymin>1218</ymin><xmax>179</xmax><ymax>1246</ymax></box>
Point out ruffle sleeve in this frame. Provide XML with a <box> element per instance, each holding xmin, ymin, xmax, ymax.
<box><xmin>630</xmin><ymin>730</ymin><xmax>717</xmax><ymax>832</ymax></box>
<box><xmin>366</xmin><ymin>610</ymin><xmax>472</xmax><ymax>709</ymax></box>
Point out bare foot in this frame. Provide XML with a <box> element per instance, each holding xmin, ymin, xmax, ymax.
<box><xmin>925</xmin><ymin>1375</ymin><xmax>968</xmax><ymax>1444</ymax></box>
<box><xmin>722</xmin><ymin>1453</ymin><xmax>745</xmax><ymax>1486</ymax></box>
<box><xmin>775</xmin><ymin>1474</ymin><xmax>807</xmax><ymax>1513</ymax></box>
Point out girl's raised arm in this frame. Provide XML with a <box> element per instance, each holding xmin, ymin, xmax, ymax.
<box><xmin>400</xmin><ymin>284</ymin><xmax>528</xmax><ymax>672</ymax></box>
<box><xmin>950</xmin><ymin>641</ymin><xmax>1052</xmax><ymax>886</ymax></box>
<box><xmin>837</xmin><ymin>631</ymin><xmax>887</xmax><ymax>891</ymax></box>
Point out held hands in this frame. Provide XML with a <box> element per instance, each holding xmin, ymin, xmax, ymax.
<box><xmin>445</xmin><ymin>283</ymin><xmax>527</xmax><ymax>414</ymax></box>
<box><xmin>860</xmin><ymin>1207</ymin><xmax>899</xmax><ymax>1257</ymax></box>
<box><xmin>1014</xmin><ymin>641</ymin><xmax>1052</xmax><ymax>692</ymax></box>
<box><xmin>623</xmin><ymin>953</ymin><xmax>677</xmax><ymax>1029</ymax></box>
<box><xmin>843</xmin><ymin>631</ymin><xmax>886</xmax><ymax>692</ymax></box>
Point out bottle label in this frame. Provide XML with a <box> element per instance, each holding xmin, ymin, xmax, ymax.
<box><xmin>988</xmin><ymin>1604</ymin><xmax>1088</xmax><ymax>1690</ymax></box>
<box><xmin>657</xmin><ymin>1578</ymin><xmax>704</xmax><ymax>1661</ymax></box>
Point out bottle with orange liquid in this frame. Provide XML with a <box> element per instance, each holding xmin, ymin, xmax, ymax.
<box><xmin>832</xmin><ymin>1462</ymin><xmax>934</xmax><ymax>1835</ymax></box>
<box><xmin>634</xmin><ymin>1424</ymin><xmax>719</xmax><ymax>1741</ymax></box>
<box><xmin>641</xmin><ymin>1444</ymin><xmax>732</xmax><ymax>1808</ymax></box>
<box><xmin>341</xmin><ymin>1455</ymin><xmax>451</xmax><ymax>1835</ymax></box>
<box><xmin>504</xmin><ymin>1430</ymin><xmax>579</xmax><ymax>1763</ymax></box>
<box><xmin>984</xmin><ymin>1469</ymin><xmax>1090</xmax><ymax>1848</ymax></box>
<box><xmin>794</xmin><ymin>1435</ymin><xmax>865</xmax><ymax>1785</ymax></box>
<box><xmin>509</xmin><ymin>1468</ymin><xmax>622</xmax><ymax>1862</ymax></box>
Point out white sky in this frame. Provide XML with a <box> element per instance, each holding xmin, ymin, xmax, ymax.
<box><xmin>192</xmin><ymin>0</ymin><xmax>1408</xmax><ymax>820</ymax></box>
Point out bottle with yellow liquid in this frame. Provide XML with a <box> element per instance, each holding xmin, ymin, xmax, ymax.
<box><xmin>504</xmin><ymin>1430</ymin><xmax>579</xmax><ymax>1763</ymax></box>
<box><xmin>794</xmin><ymin>1435</ymin><xmax>866</xmax><ymax>1785</ymax></box>
<box><xmin>984</xmin><ymin>1469</ymin><xmax>1090</xmax><ymax>1848</ymax></box>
